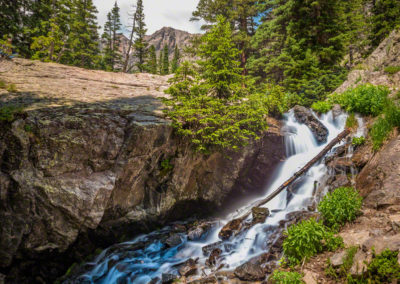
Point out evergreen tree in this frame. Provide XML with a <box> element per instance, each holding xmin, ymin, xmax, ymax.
<box><xmin>171</xmin><ymin>45</ymin><xmax>180</xmax><ymax>73</ymax></box>
<box><xmin>158</xmin><ymin>51</ymin><xmax>163</xmax><ymax>74</ymax></box>
<box><xmin>162</xmin><ymin>45</ymin><xmax>170</xmax><ymax>75</ymax></box>
<box><xmin>65</xmin><ymin>0</ymin><xmax>100</xmax><ymax>69</ymax></box>
<box><xmin>370</xmin><ymin>0</ymin><xmax>400</xmax><ymax>48</ymax></box>
<box><xmin>133</xmin><ymin>0</ymin><xmax>148</xmax><ymax>72</ymax></box>
<box><xmin>102</xmin><ymin>2</ymin><xmax>122</xmax><ymax>71</ymax></box>
<box><xmin>145</xmin><ymin>45</ymin><xmax>158</xmax><ymax>74</ymax></box>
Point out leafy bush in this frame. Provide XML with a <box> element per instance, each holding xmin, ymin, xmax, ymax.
<box><xmin>384</xmin><ymin>66</ymin><xmax>400</xmax><ymax>75</ymax></box>
<box><xmin>345</xmin><ymin>113</ymin><xmax>358</xmax><ymax>129</ymax></box>
<box><xmin>0</xmin><ymin>106</ymin><xmax>23</xmax><ymax>122</ymax></box>
<box><xmin>370</xmin><ymin>117</ymin><xmax>392</xmax><ymax>150</ymax></box>
<box><xmin>352</xmin><ymin>136</ymin><xmax>366</xmax><ymax>146</ymax></box>
<box><xmin>270</xmin><ymin>270</ymin><xmax>304</xmax><ymax>284</ymax></box>
<box><xmin>6</xmin><ymin>83</ymin><xmax>17</xmax><ymax>93</ymax></box>
<box><xmin>366</xmin><ymin>249</ymin><xmax>400</xmax><ymax>283</ymax></box>
<box><xmin>311</xmin><ymin>101</ymin><xmax>332</xmax><ymax>114</ymax></box>
<box><xmin>282</xmin><ymin>218</ymin><xmax>343</xmax><ymax>265</ymax></box>
<box><xmin>318</xmin><ymin>187</ymin><xmax>362</xmax><ymax>231</ymax></box>
<box><xmin>330</xmin><ymin>84</ymin><xmax>389</xmax><ymax>116</ymax></box>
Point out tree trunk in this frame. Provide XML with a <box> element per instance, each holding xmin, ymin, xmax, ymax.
<box><xmin>218</xmin><ymin>129</ymin><xmax>350</xmax><ymax>240</ymax></box>
<box><xmin>123</xmin><ymin>10</ymin><xmax>137</xmax><ymax>73</ymax></box>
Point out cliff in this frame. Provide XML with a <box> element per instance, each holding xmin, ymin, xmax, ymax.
<box><xmin>0</xmin><ymin>59</ymin><xmax>284</xmax><ymax>283</ymax></box>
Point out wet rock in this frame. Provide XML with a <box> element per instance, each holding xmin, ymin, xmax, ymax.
<box><xmin>165</xmin><ymin>234</ymin><xmax>182</xmax><ymax>247</ymax></box>
<box><xmin>251</xmin><ymin>207</ymin><xmax>269</xmax><ymax>225</ymax></box>
<box><xmin>162</xmin><ymin>273</ymin><xmax>178</xmax><ymax>283</ymax></box>
<box><xmin>206</xmin><ymin>248</ymin><xmax>222</xmax><ymax>267</ymax></box>
<box><xmin>332</xmin><ymin>104</ymin><xmax>343</xmax><ymax>120</ymax></box>
<box><xmin>328</xmin><ymin>157</ymin><xmax>353</xmax><ymax>174</ymax></box>
<box><xmin>329</xmin><ymin>174</ymin><xmax>351</xmax><ymax>190</ymax></box>
<box><xmin>233</xmin><ymin>253</ymin><xmax>276</xmax><ymax>281</ymax></box>
<box><xmin>178</xmin><ymin>258</ymin><xmax>197</xmax><ymax>277</ymax></box>
<box><xmin>218</xmin><ymin>219</ymin><xmax>243</xmax><ymax>240</ymax></box>
<box><xmin>188</xmin><ymin>276</ymin><xmax>218</xmax><ymax>284</ymax></box>
<box><xmin>148</xmin><ymin>277</ymin><xmax>160</xmax><ymax>284</ymax></box>
<box><xmin>293</xmin><ymin>105</ymin><xmax>329</xmax><ymax>143</ymax></box>
<box><xmin>188</xmin><ymin>222</ymin><xmax>213</xmax><ymax>241</ymax></box>
<box><xmin>202</xmin><ymin>242</ymin><xmax>223</xmax><ymax>256</ymax></box>
<box><xmin>330</xmin><ymin>250</ymin><xmax>346</xmax><ymax>268</ymax></box>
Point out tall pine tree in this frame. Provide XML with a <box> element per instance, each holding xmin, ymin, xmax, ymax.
<box><xmin>145</xmin><ymin>45</ymin><xmax>157</xmax><ymax>74</ymax></box>
<box><xmin>171</xmin><ymin>45</ymin><xmax>180</xmax><ymax>73</ymax></box>
<box><xmin>158</xmin><ymin>51</ymin><xmax>163</xmax><ymax>74</ymax></box>
<box><xmin>133</xmin><ymin>0</ymin><xmax>148</xmax><ymax>72</ymax></box>
<box><xmin>162</xmin><ymin>45</ymin><xmax>169</xmax><ymax>75</ymax></box>
<box><xmin>102</xmin><ymin>2</ymin><xmax>122</xmax><ymax>71</ymax></box>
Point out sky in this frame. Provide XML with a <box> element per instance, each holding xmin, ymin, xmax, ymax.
<box><xmin>93</xmin><ymin>0</ymin><xmax>204</xmax><ymax>35</ymax></box>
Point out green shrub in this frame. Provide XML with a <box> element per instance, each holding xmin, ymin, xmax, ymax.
<box><xmin>318</xmin><ymin>187</ymin><xmax>362</xmax><ymax>231</ymax></box>
<box><xmin>330</xmin><ymin>84</ymin><xmax>389</xmax><ymax>116</ymax></box>
<box><xmin>6</xmin><ymin>83</ymin><xmax>17</xmax><ymax>93</ymax></box>
<box><xmin>370</xmin><ymin>117</ymin><xmax>392</xmax><ymax>150</ymax></box>
<box><xmin>366</xmin><ymin>249</ymin><xmax>400</xmax><ymax>283</ymax></box>
<box><xmin>161</xmin><ymin>158</ymin><xmax>173</xmax><ymax>171</ymax></box>
<box><xmin>326</xmin><ymin>246</ymin><xmax>358</xmax><ymax>279</ymax></box>
<box><xmin>282</xmin><ymin>218</ymin><xmax>343</xmax><ymax>265</ymax></box>
<box><xmin>352</xmin><ymin>136</ymin><xmax>366</xmax><ymax>146</ymax></box>
<box><xmin>311</xmin><ymin>101</ymin><xmax>332</xmax><ymax>114</ymax></box>
<box><xmin>270</xmin><ymin>270</ymin><xmax>304</xmax><ymax>284</ymax></box>
<box><xmin>384</xmin><ymin>66</ymin><xmax>400</xmax><ymax>75</ymax></box>
<box><xmin>0</xmin><ymin>105</ymin><xmax>23</xmax><ymax>122</ymax></box>
<box><xmin>345</xmin><ymin>113</ymin><xmax>358</xmax><ymax>129</ymax></box>
<box><xmin>0</xmin><ymin>79</ymin><xmax>6</xmax><ymax>89</ymax></box>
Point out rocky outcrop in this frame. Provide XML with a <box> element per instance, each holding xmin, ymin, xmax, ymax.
<box><xmin>0</xmin><ymin>59</ymin><xmax>285</xmax><ymax>283</ymax></box>
<box><xmin>293</xmin><ymin>105</ymin><xmax>329</xmax><ymax>143</ymax></box>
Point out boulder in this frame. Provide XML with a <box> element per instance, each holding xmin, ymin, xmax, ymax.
<box><xmin>251</xmin><ymin>207</ymin><xmax>269</xmax><ymax>225</ymax></box>
<box><xmin>303</xmin><ymin>269</ymin><xmax>318</xmax><ymax>284</ymax></box>
<box><xmin>206</xmin><ymin>248</ymin><xmax>222</xmax><ymax>267</ymax></box>
<box><xmin>178</xmin><ymin>258</ymin><xmax>197</xmax><ymax>277</ymax></box>
<box><xmin>162</xmin><ymin>273</ymin><xmax>178</xmax><ymax>283</ymax></box>
<box><xmin>293</xmin><ymin>105</ymin><xmax>329</xmax><ymax>143</ymax></box>
<box><xmin>165</xmin><ymin>234</ymin><xmax>182</xmax><ymax>247</ymax></box>
<box><xmin>349</xmin><ymin>249</ymin><xmax>371</xmax><ymax>277</ymax></box>
<box><xmin>218</xmin><ymin>219</ymin><xmax>243</xmax><ymax>240</ymax></box>
<box><xmin>330</xmin><ymin>250</ymin><xmax>346</xmax><ymax>268</ymax></box>
<box><xmin>233</xmin><ymin>253</ymin><xmax>276</xmax><ymax>281</ymax></box>
<box><xmin>362</xmin><ymin>234</ymin><xmax>400</xmax><ymax>255</ymax></box>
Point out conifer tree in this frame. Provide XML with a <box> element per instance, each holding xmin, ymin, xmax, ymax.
<box><xmin>162</xmin><ymin>46</ymin><xmax>170</xmax><ymax>75</ymax></box>
<box><xmin>102</xmin><ymin>2</ymin><xmax>122</xmax><ymax>71</ymax></box>
<box><xmin>66</xmin><ymin>0</ymin><xmax>100</xmax><ymax>69</ymax></box>
<box><xmin>133</xmin><ymin>0</ymin><xmax>148</xmax><ymax>72</ymax></box>
<box><xmin>370</xmin><ymin>0</ymin><xmax>400</xmax><ymax>48</ymax></box>
<box><xmin>145</xmin><ymin>45</ymin><xmax>157</xmax><ymax>74</ymax></box>
<box><xmin>171</xmin><ymin>45</ymin><xmax>180</xmax><ymax>73</ymax></box>
<box><xmin>158</xmin><ymin>51</ymin><xmax>163</xmax><ymax>74</ymax></box>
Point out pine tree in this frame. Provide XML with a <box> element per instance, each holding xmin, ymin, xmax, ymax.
<box><xmin>370</xmin><ymin>0</ymin><xmax>400</xmax><ymax>48</ymax></box>
<box><xmin>133</xmin><ymin>0</ymin><xmax>148</xmax><ymax>72</ymax></box>
<box><xmin>66</xmin><ymin>0</ymin><xmax>100</xmax><ymax>69</ymax></box>
<box><xmin>145</xmin><ymin>45</ymin><xmax>157</xmax><ymax>74</ymax></box>
<box><xmin>158</xmin><ymin>51</ymin><xmax>163</xmax><ymax>74</ymax></box>
<box><xmin>162</xmin><ymin>45</ymin><xmax>170</xmax><ymax>75</ymax></box>
<box><xmin>171</xmin><ymin>45</ymin><xmax>180</xmax><ymax>73</ymax></box>
<box><xmin>102</xmin><ymin>1</ymin><xmax>122</xmax><ymax>71</ymax></box>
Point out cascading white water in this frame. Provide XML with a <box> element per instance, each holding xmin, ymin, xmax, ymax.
<box><xmin>73</xmin><ymin>110</ymin><xmax>348</xmax><ymax>284</ymax></box>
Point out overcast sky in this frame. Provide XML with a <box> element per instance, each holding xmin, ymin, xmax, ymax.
<box><xmin>93</xmin><ymin>0</ymin><xmax>204</xmax><ymax>35</ymax></box>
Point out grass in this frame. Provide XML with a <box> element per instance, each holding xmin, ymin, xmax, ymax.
<box><xmin>6</xmin><ymin>83</ymin><xmax>17</xmax><ymax>93</ymax></box>
<box><xmin>270</xmin><ymin>270</ymin><xmax>304</xmax><ymax>284</ymax></box>
<box><xmin>352</xmin><ymin>136</ymin><xmax>366</xmax><ymax>146</ymax></box>
<box><xmin>384</xmin><ymin>66</ymin><xmax>400</xmax><ymax>75</ymax></box>
<box><xmin>345</xmin><ymin>113</ymin><xmax>358</xmax><ymax>129</ymax></box>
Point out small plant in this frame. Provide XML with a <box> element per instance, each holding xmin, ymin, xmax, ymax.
<box><xmin>0</xmin><ymin>79</ymin><xmax>6</xmax><ymax>89</ymax></box>
<box><xmin>270</xmin><ymin>270</ymin><xmax>304</xmax><ymax>284</ymax></box>
<box><xmin>326</xmin><ymin>246</ymin><xmax>358</xmax><ymax>280</ymax></box>
<box><xmin>282</xmin><ymin>218</ymin><xmax>343</xmax><ymax>265</ymax></box>
<box><xmin>370</xmin><ymin>117</ymin><xmax>392</xmax><ymax>150</ymax></box>
<box><xmin>6</xmin><ymin>83</ymin><xmax>17</xmax><ymax>93</ymax></box>
<box><xmin>160</xmin><ymin>158</ymin><xmax>173</xmax><ymax>171</ymax></box>
<box><xmin>352</xmin><ymin>136</ymin><xmax>366</xmax><ymax>146</ymax></box>
<box><xmin>384</xmin><ymin>66</ymin><xmax>400</xmax><ymax>75</ymax></box>
<box><xmin>318</xmin><ymin>187</ymin><xmax>362</xmax><ymax>231</ymax></box>
<box><xmin>330</xmin><ymin>84</ymin><xmax>389</xmax><ymax>116</ymax></box>
<box><xmin>24</xmin><ymin>124</ymin><xmax>33</xmax><ymax>132</ymax></box>
<box><xmin>0</xmin><ymin>105</ymin><xmax>23</xmax><ymax>122</ymax></box>
<box><xmin>311</xmin><ymin>101</ymin><xmax>332</xmax><ymax>114</ymax></box>
<box><xmin>355</xmin><ymin>75</ymin><xmax>362</xmax><ymax>84</ymax></box>
<box><xmin>366</xmin><ymin>249</ymin><xmax>400</xmax><ymax>283</ymax></box>
<box><xmin>345</xmin><ymin>113</ymin><xmax>358</xmax><ymax>129</ymax></box>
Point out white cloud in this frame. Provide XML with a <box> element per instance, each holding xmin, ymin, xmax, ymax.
<box><xmin>93</xmin><ymin>0</ymin><xmax>204</xmax><ymax>35</ymax></box>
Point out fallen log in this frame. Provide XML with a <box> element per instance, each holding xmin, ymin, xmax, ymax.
<box><xmin>218</xmin><ymin>128</ymin><xmax>350</xmax><ymax>240</ymax></box>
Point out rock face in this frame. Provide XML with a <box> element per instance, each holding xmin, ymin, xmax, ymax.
<box><xmin>293</xmin><ymin>105</ymin><xmax>329</xmax><ymax>143</ymax></box>
<box><xmin>0</xmin><ymin>59</ymin><xmax>285</xmax><ymax>283</ymax></box>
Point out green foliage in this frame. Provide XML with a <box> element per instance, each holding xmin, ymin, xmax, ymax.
<box><xmin>0</xmin><ymin>79</ymin><xmax>6</xmax><ymax>89</ymax></box>
<box><xmin>326</xmin><ymin>246</ymin><xmax>358</xmax><ymax>279</ymax></box>
<box><xmin>171</xmin><ymin>45</ymin><xmax>180</xmax><ymax>73</ymax></box>
<box><xmin>282</xmin><ymin>218</ymin><xmax>343</xmax><ymax>266</ymax></box>
<box><xmin>102</xmin><ymin>2</ymin><xmax>122</xmax><ymax>71</ymax></box>
<box><xmin>0</xmin><ymin>106</ymin><xmax>23</xmax><ymax>122</ymax></box>
<box><xmin>162</xmin><ymin>46</ymin><xmax>169</xmax><ymax>75</ymax></box>
<box><xmin>330</xmin><ymin>84</ymin><xmax>390</xmax><ymax>116</ymax></box>
<box><xmin>365</xmin><ymin>249</ymin><xmax>400</xmax><ymax>283</ymax></box>
<box><xmin>133</xmin><ymin>0</ymin><xmax>148</xmax><ymax>72</ymax></box>
<box><xmin>6</xmin><ymin>84</ymin><xmax>17</xmax><ymax>93</ymax></box>
<box><xmin>370</xmin><ymin>0</ymin><xmax>400</xmax><ymax>48</ymax></box>
<box><xmin>345</xmin><ymin>113</ymin><xmax>358</xmax><ymax>129</ymax></box>
<box><xmin>370</xmin><ymin>117</ymin><xmax>393</xmax><ymax>150</ymax></box>
<box><xmin>0</xmin><ymin>34</ymin><xmax>13</xmax><ymax>57</ymax></box>
<box><xmin>270</xmin><ymin>270</ymin><xmax>304</xmax><ymax>284</ymax></box>
<box><xmin>352</xmin><ymin>136</ymin><xmax>366</xmax><ymax>146</ymax></box>
<box><xmin>318</xmin><ymin>187</ymin><xmax>362</xmax><ymax>231</ymax></box>
<box><xmin>24</xmin><ymin>124</ymin><xmax>33</xmax><ymax>132</ymax></box>
<box><xmin>145</xmin><ymin>45</ymin><xmax>158</xmax><ymax>74</ymax></box>
<box><xmin>160</xmin><ymin>158</ymin><xmax>173</xmax><ymax>171</ymax></box>
<box><xmin>311</xmin><ymin>101</ymin><xmax>333</xmax><ymax>114</ymax></box>
<box><xmin>384</xmin><ymin>66</ymin><xmax>400</xmax><ymax>75</ymax></box>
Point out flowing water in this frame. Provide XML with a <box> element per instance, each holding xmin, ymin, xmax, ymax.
<box><xmin>71</xmin><ymin>110</ymin><xmax>348</xmax><ymax>284</ymax></box>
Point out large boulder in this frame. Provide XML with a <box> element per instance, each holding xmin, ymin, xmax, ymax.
<box><xmin>293</xmin><ymin>106</ymin><xmax>329</xmax><ymax>143</ymax></box>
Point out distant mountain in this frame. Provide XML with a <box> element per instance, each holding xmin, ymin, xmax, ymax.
<box><xmin>144</xmin><ymin>27</ymin><xmax>198</xmax><ymax>59</ymax></box>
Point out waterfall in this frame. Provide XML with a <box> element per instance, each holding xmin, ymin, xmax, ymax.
<box><xmin>71</xmin><ymin>109</ymin><xmax>348</xmax><ymax>284</ymax></box>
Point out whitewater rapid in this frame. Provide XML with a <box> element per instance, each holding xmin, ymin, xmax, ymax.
<box><xmin>72</xmin><ymin>109</ymin><xmax>348</xmax><ymax>284</ymax></box>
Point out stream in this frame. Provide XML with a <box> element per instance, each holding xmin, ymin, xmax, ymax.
<box><xmin>68</xmin><ymin>109</ymin><xmax>352</xmax><ymax>283</ymax></box>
